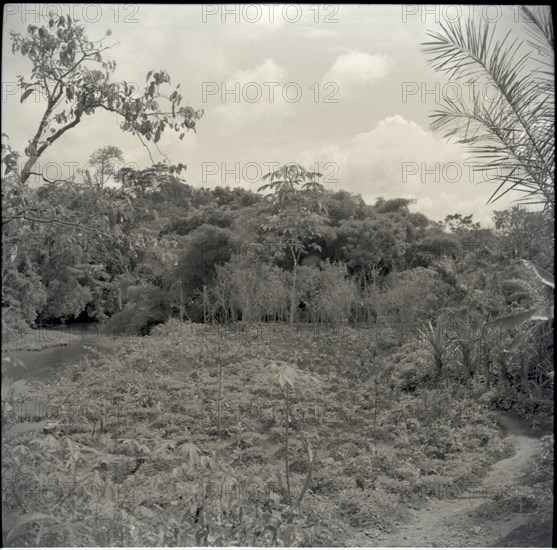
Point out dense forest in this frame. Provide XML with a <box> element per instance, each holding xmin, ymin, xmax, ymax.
<box><xmin>1</xmin><ymin>6</ymin><xmax>554</xmax><ymax>547</ymax></box>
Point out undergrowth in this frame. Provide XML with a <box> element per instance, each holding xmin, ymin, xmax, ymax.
<box><xmin>1</xmin><ymin>320</ymin><xmax>535</xmax><ymax>546</ymax></box>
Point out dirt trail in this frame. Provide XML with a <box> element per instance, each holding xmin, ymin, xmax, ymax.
<box><xmin>347</xmin><ymin>416</ymin><xmax>543</xmax><ymax>547</ymax></box>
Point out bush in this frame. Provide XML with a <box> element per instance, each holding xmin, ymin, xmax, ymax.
<box><xmin>382</xmin><ymin>342</ymin><xmax>434</xmax><ymax>392</ymax></box>
<box><xmin>311</xmin><ymin>261</ymin><xmax>358</xmax><ymax>323</ymax></box>
<box><xmin>372</xmin><ymin>267</ymin><xmax>455</xmax><ymax>325</ymax></box>
<box><xmin>106</xmin><ymin>285</ymin><xmax>171</xmax><ymax>335</ymax></box>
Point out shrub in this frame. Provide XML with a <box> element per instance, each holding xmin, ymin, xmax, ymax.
<box><xmin>382</xmin><ymin>342</ymin><xmax>434</xmax><ymax>392</ymax></box>
<box><xmin>372</xmin><ymin>267</ymin><xmax>455</xmax><ymax>325</ymax></box>
<box><xmin>106</xmin><ymin>285</ymin><xmax>171</xmax><ymax>335</ymax></box>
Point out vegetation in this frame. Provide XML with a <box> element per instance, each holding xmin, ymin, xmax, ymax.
<box><xmin>2</xmin><ymin>322</ymin><xmax>520</xmax><ymax>546</ymax></box>
<box><xmin>1</xmin><ymin>7</ymin><xmax>553</xmax><ymax>548</ymax></box>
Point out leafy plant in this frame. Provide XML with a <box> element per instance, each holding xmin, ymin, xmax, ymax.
<box><xmin>273</xmin><ymin>361</ymin><xmax>319</xmax><ymax>508</ymax></box>
<box><xmin>277</xmin><ymin>363</ymin><xmax>296</xmax><ymax>505</ymax></box>
<box><xmin>484</xmin><ymin>260</ymin><xmax>554</xmax><ymax>332</ymax></box>
<box><xmin>417</xmin><ymin>322</ymin><xmax>453</xmax><ymax>386</ymax></box>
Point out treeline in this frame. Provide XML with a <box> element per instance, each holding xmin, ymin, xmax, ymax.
<box><xmin>2</xmin><ymin>154</ymin><xmax>554</xmax><ymax>415</ymax></box>
<box><xmin>2</xmin><ymin>153</ymin><xmax>553</xmax><ymax>338</ymax></box>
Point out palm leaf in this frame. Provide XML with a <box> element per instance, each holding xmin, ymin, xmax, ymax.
<box><xmin>484</xmin><ymin>305</ymin><xmax>554</xmax><ymax>331</ymax></box>
<box><xmin>521</xmin><ymin>259</ymin><xmax>555</xmax><ymax>288</ymax></box>
<box><xmin>422</xmin><ymin>8</ymin><xmax>554</xmax><ymax>211</ymax></box>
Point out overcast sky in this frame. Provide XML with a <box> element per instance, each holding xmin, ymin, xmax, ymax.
<box><xmin>2</xmin><ymin>4</ymin><xmax>546</xmax><ymax>225</ymax></box>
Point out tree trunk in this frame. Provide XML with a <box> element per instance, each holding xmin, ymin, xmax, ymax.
<box><xmin>179</xmin><ymin>279</ymin><xmax>184</xmax><ymax>322</ymax></box>
<box><xmin>202</xmin><ymin>284</ymin><xmax>207</xmax><ymax>323</ymax></box>
<box><xmin>435</xmin><ymin>357</ymin><xmax>444</xmax><ymax>384</ymax></box>
<box><xmin>21</xmin><ymin>153</ymin><xmax>39</xmax><ymax>184</ymax></box>
<box><xmin>289</xmin><ymin>261</ymin><xmax>298</xmax><ymax>324</ymax></box>
<box><xmin>484</xmin><ymin>356</ymin><xmax>491</xmax><ymax>390</ymax></box>
<box><xmin>461</xmin><ymin>342</ymin><xmax>472</xmax><ymax>380</ymax></box>
<box><xmin>522</xmin><ymin>356</ymin><xmax>530</xmax><ymax>394</ymax></box>
<box><xmin>284</xmin><ymin>386</ymin><xmax>292</xmax><ymax>505</ymax></box>
<box><xmin>217</xmin><ymin>360</ymin><xmax>223</xmax><ymax>435</ymax></box>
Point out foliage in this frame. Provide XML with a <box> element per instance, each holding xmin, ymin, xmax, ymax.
<box><xmin>484</xmin><ymin>260</ymin><xmax>554</xmax><ymax>331</ymax></box>
<box><xmin>372</xmin><ymin>267</ymin><xmax>455</xmax><ymax>325</ymax></box>
<box><xmin>3</xmin><ymin>320</ymin><xmax>525</xmax><ymax>546</ymax></box>
<box><xmin>84</xmin><ymin>146</ymin><xmax>123</xmax><ymax>192</ymax></box>
<box><xmin>307</xmin><ymin>261</ymin><xmax>357</xmax><ymax>324</ymax></box>
<box><xmin>105</xmin><ymin>284</ymin><xmax>171</xmax><ymax>335</ymax></box>
<box><xmin>9</xmin><ymin>13</ymin><xmax>202</xmax><ymax>185</ymax></box>
<box><xmin>259</xmin><ymin>163</ymin><xmax>329</xmax><ymax>323</ymax></box>
<box><xmin>417</xmin><ymin>322</ymin><xmax>453</xmax><ymax>384</ymax></box>
<box><xmin>339</xmin><ymin>216</ymin><xmax>407</xmax><ymax>279</ymax></box>
<box><xmin>423</xmin><ymin>6</ymin><xmax>554</xmax><ymax>211</ymax></box>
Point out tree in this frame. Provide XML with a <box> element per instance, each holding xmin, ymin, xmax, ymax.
<box><xmin>84</xmin><ymin>146</ymin><xmax>124</xmax><ymax>193</ymax></box>
<box><xmin>258</xmin><ymin>164</ymin><xmax>329</xmax><ymax>323</ymax></box>
<box><xmin>8</xmin><ymin>13</ymin><xmax>203</xmax><ymax>186</ymax></box>
<box><xmin>118</xmin><ymin>163</ymin><xmax>187</xmax><ymax>199</ymax></box>
<box><xmin>423</xmin><ymin>6</ymin><xmax>554</xmax><ymax>212</ymax></box>
<box><xmin>311</xmin><ymin>261</ymin><xmax>357</xmax><ymax>324</ymax></box>
<box><xmin>209</xmin><ymin>252</ymin><xmax>289</xmax><ymax>323</ymax></box>
<box><xmin>374</xmin><ymin>267</ymin><xmax>455</xmax><ymax>327</ymax></box>
<box><xmin>175</xmin><ymin>224</ymin><xmax>236</xmax><ymax>321</ymax></box>
<box><xmin>339</xmin><ymin>216</ymin><xmax>407</xmax><ymax>286</ymax></box>
<box><xmin>443</xmin><ymin>213</ymin><xmax>480</xmax><ymax>234</ymax></box>
<box><xmin>493</xmin><ymin>207</ymin><xmax>554</xmax><ymax>270</ymax></box>
<box><xmin>2</xmin><ymin>13</ymin><xmax>204</xmax><ymax>326</ymax></box>
<box><xmin>374</xmin><ymin>197</ymin><xmax>415</xmax><ymax>214</ymax></box>
<box><xmin>323</xmin><ymin>190</ymin><xmax>367</xmax><ymax>225</ymax></box>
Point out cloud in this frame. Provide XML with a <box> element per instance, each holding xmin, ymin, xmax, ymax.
<box><xmin>300</xmin><ymin>115</ymin><xmax>517</xmax><ymax>225</ymax></box>
<box><xmin>322</xmin><ymin>50</ymin><xmax>392</xmax><ymax>90</ymax></box>
<box><xmin>211</xmin><ymin>59</ymin><xmax>295</xmax><ymax>128</ymax></box>
<box><xmin>226</xmin><ymin>58</ymin><xmax>286</xmax><ymax>87</ymax></box>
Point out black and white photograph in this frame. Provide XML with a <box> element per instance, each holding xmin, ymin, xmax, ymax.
<box><xmin>1</xmin><ymin>3</ymin><xmax>554</xmax><ymax>548</ymax></box>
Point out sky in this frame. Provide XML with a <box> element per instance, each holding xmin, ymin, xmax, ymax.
<box><xmin>2</xmin><ymin>4</ymin><xmax>549</xmax><ymax>225</ymax></box>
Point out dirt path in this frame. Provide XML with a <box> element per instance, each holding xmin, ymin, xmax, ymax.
<box><xmin>347</xmin><ymin>416</ymin><xmax>543</xmax><ymax>547</ymax></box>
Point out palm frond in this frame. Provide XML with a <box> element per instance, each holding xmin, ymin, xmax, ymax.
<box><xmin>520</xmin><ymin>6</ymin><xmax>554</xmax><ymax>59</ymax></box>
<box><xmin>484</xmin><ymin>305</ymin><xmax>554</xmax><ymax>331</ymax></box>
<box><xmin>522</xmin><ymin>259</ymin><xmax>555</xmax><ymax>288</ymax></box>
<box><xmin>422</xmin><ymin>11</ymin><xmax>554</xmax><ymax>211</ymax></box>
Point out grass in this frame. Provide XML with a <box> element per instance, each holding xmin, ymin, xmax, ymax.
<box><xmin>0</xmin><ymin>319</ymin><xmax>540</xmax><ymax>546</ymax></box>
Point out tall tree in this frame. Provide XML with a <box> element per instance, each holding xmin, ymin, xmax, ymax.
<box><xmin>8</xmin><ymin>13</ymin><xmax>203</xmax><ymax>186</ymax></box>
<box><xmin>339</xmin><ymin>215</ymin><xmax>407</xmax><ymax>286</ymax></box>
<box><xmin>258</xmin><ymin>163</ymin><xmax>329</xmax><ymax>323</ymax></box>
<box><xmin>84</xmin><ymin>146</ymin><xmax>124</xmax><ymax>193</ymax></box>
